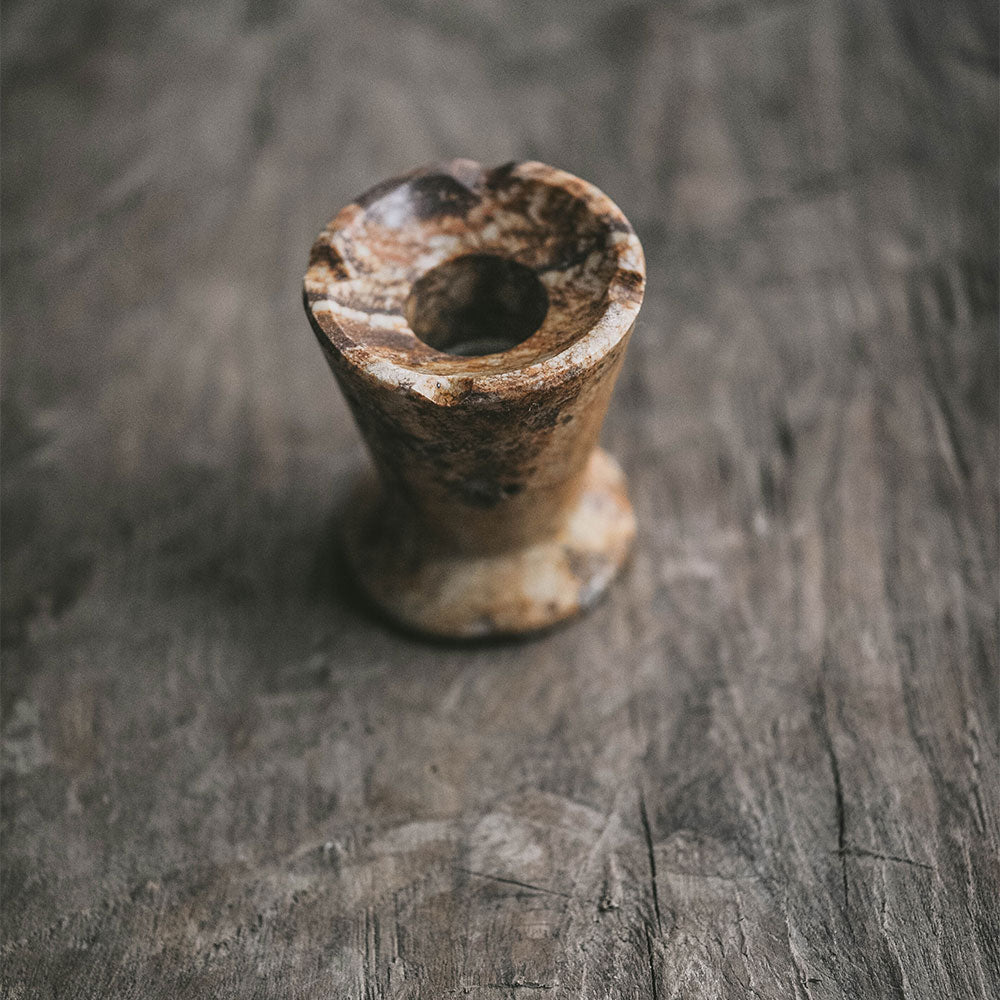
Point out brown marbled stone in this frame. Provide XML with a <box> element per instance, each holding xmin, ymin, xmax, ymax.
<box><xmin>303</xmin><ymin>159</ymin><xmax>646</xmax><ymax>637</ymax></box>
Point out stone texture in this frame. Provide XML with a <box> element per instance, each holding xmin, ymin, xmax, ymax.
<box><xmin>303</xmin><ymin>160</ymin><xmax>646</xmax><ymax>636</ymax></box>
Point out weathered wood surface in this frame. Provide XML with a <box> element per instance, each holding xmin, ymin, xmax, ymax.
<box><xmin>2</xmin><ymin>0</ymin><xmax>997</xmax><ymax>996</ymax></box>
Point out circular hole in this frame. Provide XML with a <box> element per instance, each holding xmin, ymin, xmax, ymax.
<box><xmin>405</xmin><ymin>254</ymin><xmax>549</xmax><ymax>357</ymax></box>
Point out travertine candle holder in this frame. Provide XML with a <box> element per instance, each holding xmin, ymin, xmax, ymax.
<box><xmin>303</xmin><ymin>159</ymin><xmax>645</xmax><ymax>638</ymax></box>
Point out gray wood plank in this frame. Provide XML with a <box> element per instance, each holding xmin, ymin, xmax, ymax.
<box><xmin>2</xmin><ymin>0</ymin><xmax>997</xmax><ymax>996</ymax></box>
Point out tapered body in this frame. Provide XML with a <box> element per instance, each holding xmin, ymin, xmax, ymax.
<box><xmin>304</xmin><ymin>160</ymin><xmax>645</xmax><ymax>636</ymax></box>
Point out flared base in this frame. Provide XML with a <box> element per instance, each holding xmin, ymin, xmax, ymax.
<box><xmin>344</xmin><ymin>448</ymin><xmax>636</xmax><ymax>639</ymax></box>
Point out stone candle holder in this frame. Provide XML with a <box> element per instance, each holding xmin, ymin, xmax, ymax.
<box><xmin>303</xmin><ymin>159</ymin><xmax>645</xmax><ymax>638</ymax></box>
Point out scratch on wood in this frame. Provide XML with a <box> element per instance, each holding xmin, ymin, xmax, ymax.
<box><xmin>598</xmin><ymin>853</ymin><xmax>623</xmax><ymax>911</ymax></box>
<box><xmin>783</xmin><ymin>900</ymin><xmax>815</xmax><ymax>1000</ymax></box>
<box><xmin>964</xmin><ymin>707</ymin><xmax>989</xmax><ymax>836</ymax></box>
<box><xmin>835</xmin><ymin>845</ymin><xmax>935</xmax><ymax>870</ymax></box>
<box><xmin>482</xmin><ymin>982</ymin><xmax>554</xmax><ymax>991</ymax></box>
<box><xmin>454</xmin><ymin>867</ymin><xmax>575</xmax><ymax>900</ymax></box>
<box><xmin>446</xmin><ymin>986</ymin><xmax>554</xmax><ymax>994</ymax></box>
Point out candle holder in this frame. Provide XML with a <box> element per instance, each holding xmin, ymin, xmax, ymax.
<box><xmin>303</xmin><ymin>160</ymin><xmax>645</xmax><ymax>638</ymax></box>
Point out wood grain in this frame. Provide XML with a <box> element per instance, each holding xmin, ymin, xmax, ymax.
<box><xmin>2</xmin><ymin>0</ymin><xmax>997</xmax><ymax>996</ymax></box>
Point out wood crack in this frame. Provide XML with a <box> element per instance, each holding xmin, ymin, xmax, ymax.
<box><xmin>638</xmin><ymin>790</ymin><xmax>663</xmax><ymax>935</ymax></box>
<box><xmin>817</xmin><ymin>676</ymin><xmax>849</xmax><ymax>908</ymax></box>
<box><xmin>643</xmin><ymin>922</ymin><xmax>660</xmax><ymax>1000</ymax></box>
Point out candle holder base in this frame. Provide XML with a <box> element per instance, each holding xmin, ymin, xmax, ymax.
<box><xmin>345</xmin><ymin>448</ymin><xmax>635</xmax><ymax>639</ymax></box>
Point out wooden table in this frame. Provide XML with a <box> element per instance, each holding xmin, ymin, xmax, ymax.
<box><xmin>3</xmin><ymin>1</ymin><xmax>997</xmax><ymax>996</ymax></box>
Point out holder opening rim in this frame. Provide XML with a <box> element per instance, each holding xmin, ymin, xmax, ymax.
<box><xmin>304</xmin><ymin>159</ymin><xmax>645</xmax><ymax>401</ymax></box>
